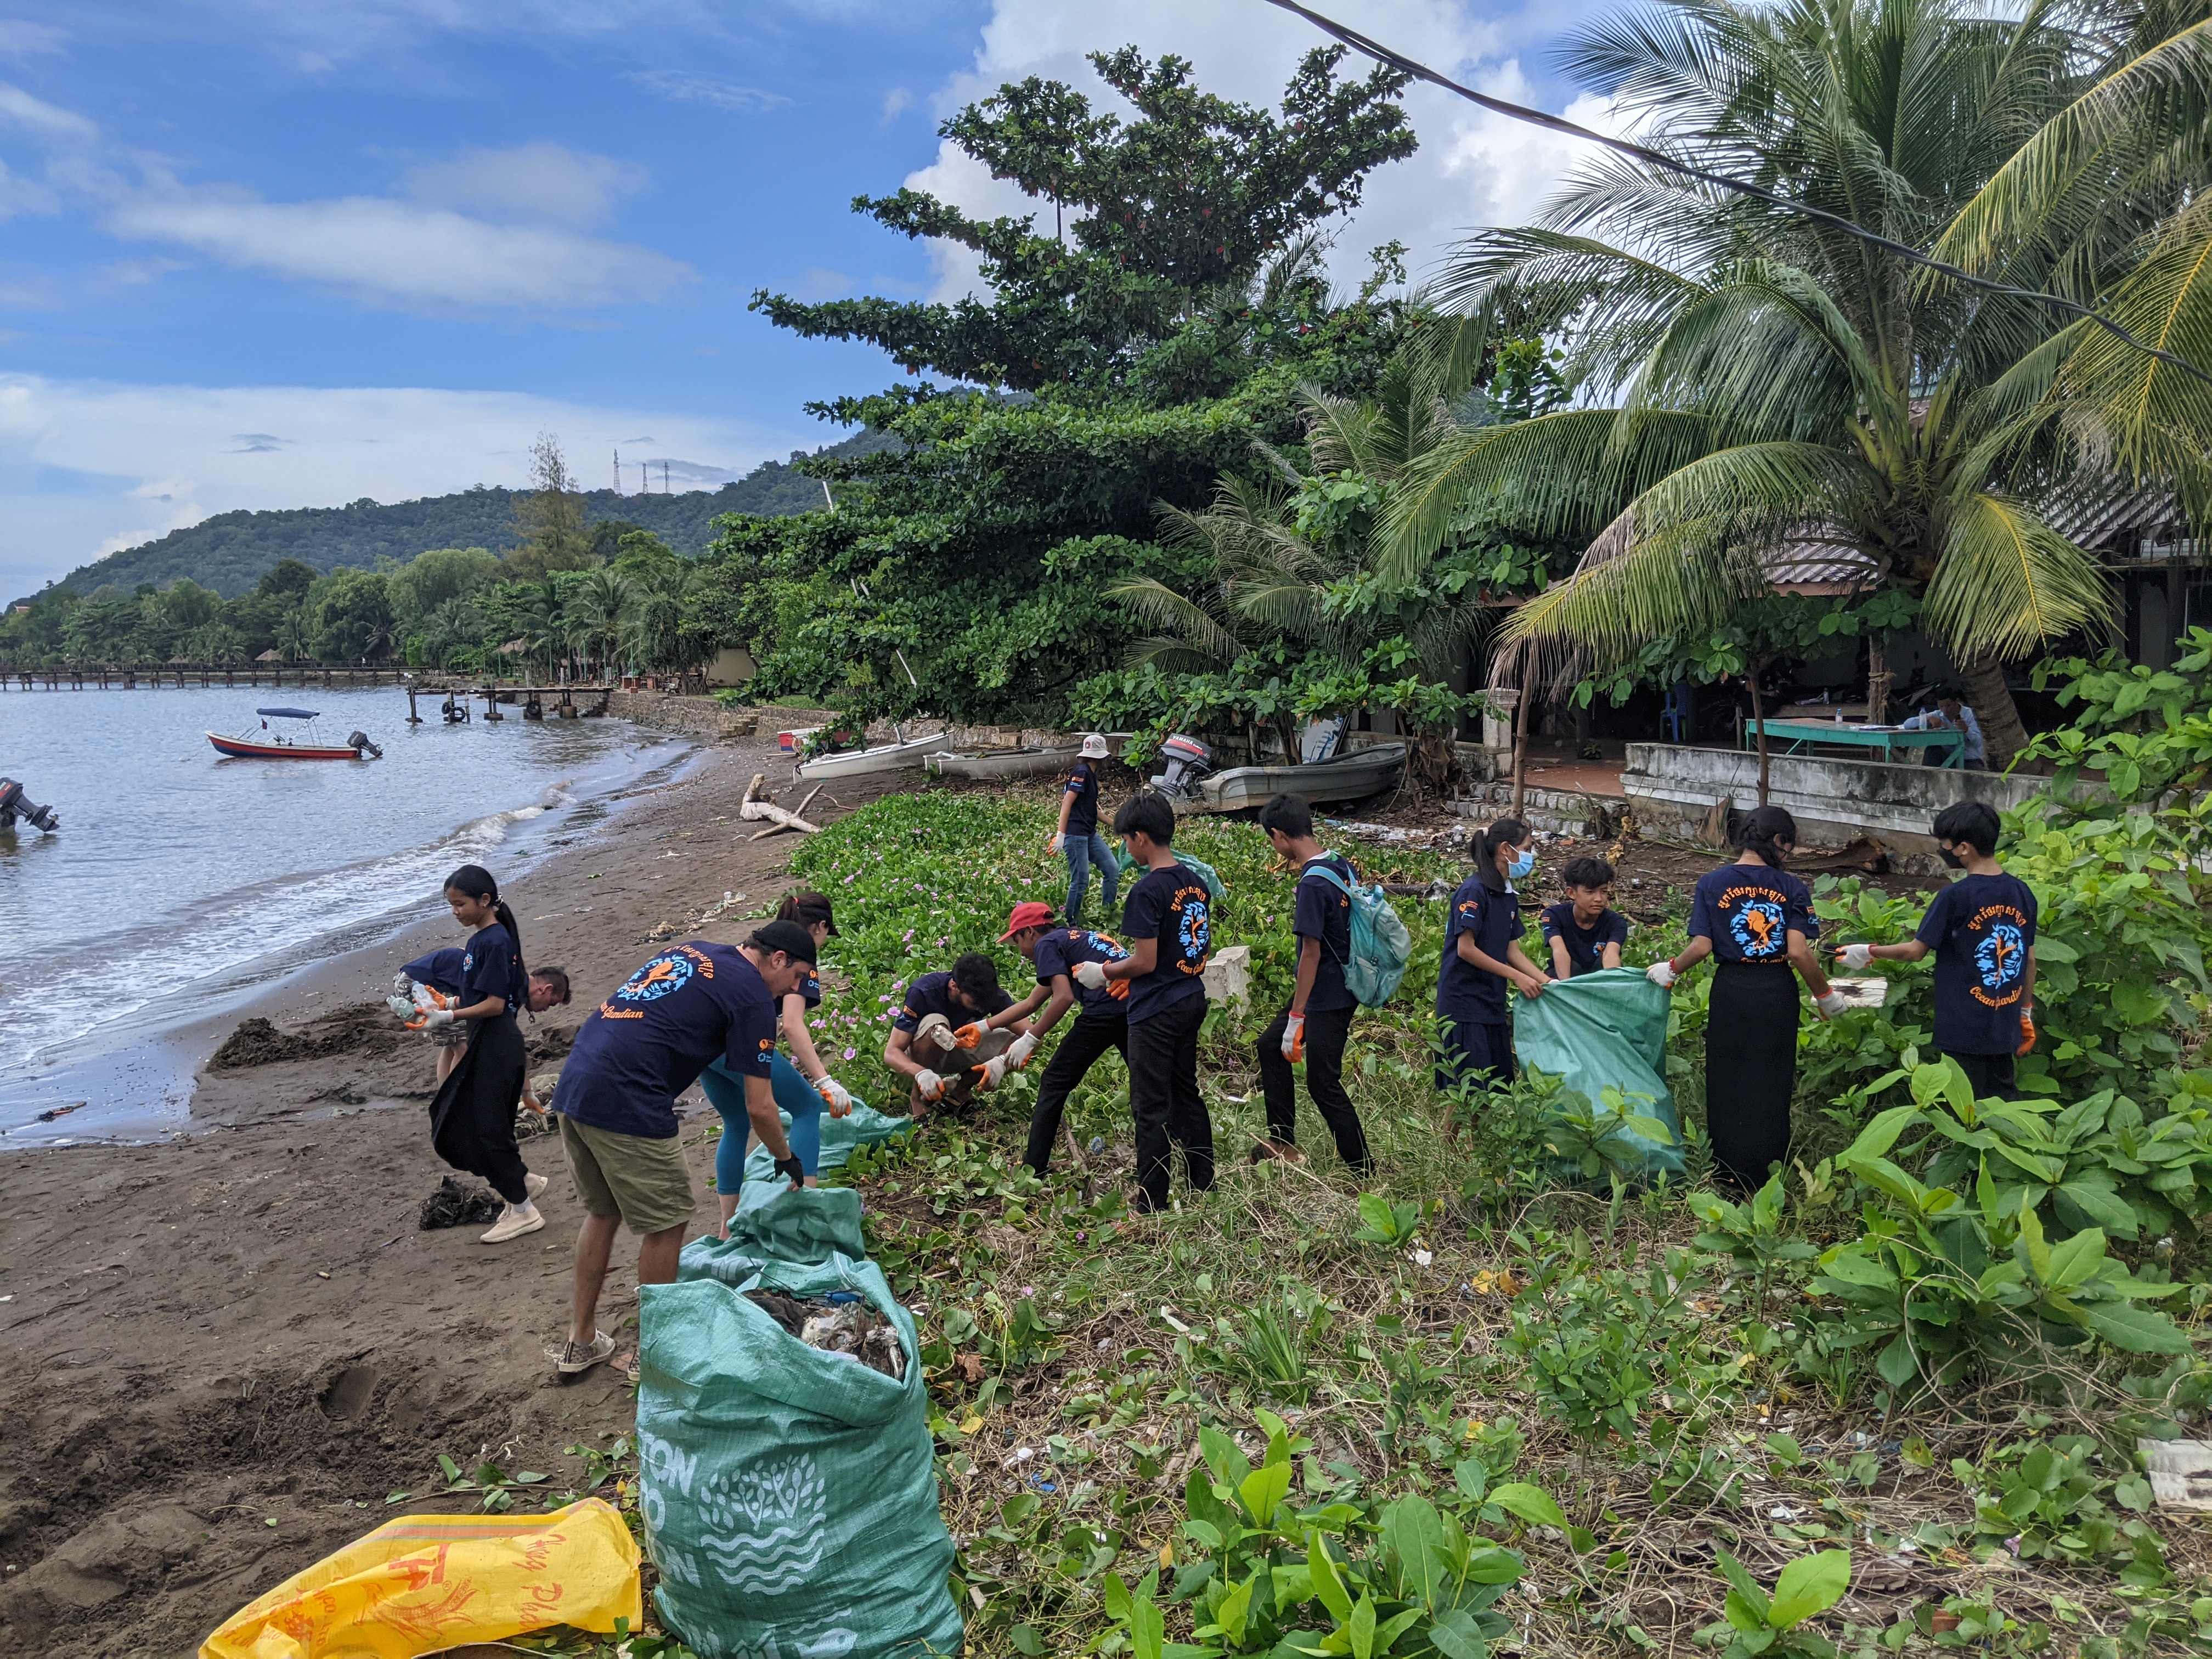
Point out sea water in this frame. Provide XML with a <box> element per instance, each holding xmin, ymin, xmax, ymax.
<box><xmin>0</xmin><ymin>686</ymin><xmax>690</xmax><ymax>1141</ymax></box>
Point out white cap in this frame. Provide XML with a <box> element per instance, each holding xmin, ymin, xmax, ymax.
<box><xmin>1080</xmin><ymin>733</ymin><xmax>1109</xmax><ymax>759</ymax></box>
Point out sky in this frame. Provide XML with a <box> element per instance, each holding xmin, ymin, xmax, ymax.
<box><xmin>0</xmin><ymin>0</ymin><xmax>1616</xmax><ymax>598</ymax></box>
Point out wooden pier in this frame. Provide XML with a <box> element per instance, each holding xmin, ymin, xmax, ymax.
<box><xmin>404</xmin><ymin>682</ymin><xmax>614</xmax><ymax>724</ymax></box>
<box><xmin>0</xmin><ymin>662</ymin><xmax>414</xmax><ymax>691</ymax></box>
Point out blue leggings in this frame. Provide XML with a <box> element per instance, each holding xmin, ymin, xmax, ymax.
<box><xmin>699</xmin><ymin>1052</ymin><xmax>822</xmax><ymax>1193</ymax></box>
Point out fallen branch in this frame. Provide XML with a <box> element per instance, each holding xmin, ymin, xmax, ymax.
<box><xmin>739</xmin><ymin>776</ymin><xmax>823</xmax><ymax>838</ymax></box>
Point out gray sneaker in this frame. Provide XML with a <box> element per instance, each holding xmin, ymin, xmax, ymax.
<box><xmin>557</xmin><ymin>1329</ymin><xmax>617</xmax><ymax>1375</ymax></box>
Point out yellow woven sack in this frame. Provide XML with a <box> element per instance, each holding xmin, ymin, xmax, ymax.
<box><xmin>200</xmin><ymin>1498</ymin><xmax>641</xmax><ymax>1659</ymax></box>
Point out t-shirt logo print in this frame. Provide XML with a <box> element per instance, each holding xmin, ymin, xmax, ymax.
<box><xmin>1976</xmin><ymin>924</ymin><xmax>2027</xmax><ymax>992</ymax></box>
<box><xmin>1730</xmin><ymin>898</ymin><xmax>1786</xmax><ymax>959</ymax></box>
<box><xmin>617</xmin><ymin>953</ymin><xmax>694</xmax><ymax>1002</ymax></box>
<box><xmin>1175</xmin><ymin>892</ymin><xmax>1211</xmax><ymax>973</ymax></box>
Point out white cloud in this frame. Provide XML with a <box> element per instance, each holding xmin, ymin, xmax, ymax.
<box><xmin>0</xmin><ymin>374</ymin><xmax>800</xmax><ymax>592</ymax></box>
<box><xmin>0</xmin><ymin>21</ymin><xmax>68</xmax><ymax>59</ymax></box>
<box><xmin>404</xmin><ymin>141</ymin><xmax>645</xmax><ymax>228</ymax></box>
<box><xmin>0</xmin><ymin>81</ymin><xmax>97</xmax><ymax>142</ymax></box>
<box><xmin>624</xmin><ymin>69</ymin><xmax>791</xmax><ymax>113</ymax></box>
<box><xmin>901</xmin><ymin>0</ymin><xmax>1615</xmax><ymax>303</ymax></box>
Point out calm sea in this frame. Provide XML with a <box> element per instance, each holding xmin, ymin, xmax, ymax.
<box><xmin>0</xmin><ymin>687</ymin><xmax>689</xmax><ymax>1142</ymax></box>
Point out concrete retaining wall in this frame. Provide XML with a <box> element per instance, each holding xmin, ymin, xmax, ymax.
<box><xmin>1620</xmin><ymin>743</ymin><xmax>2055</xmax><ymax>868</ymax></box>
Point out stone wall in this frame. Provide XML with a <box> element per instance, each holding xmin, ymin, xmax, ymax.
<box><xmin>607</xmin><ymin>692</ymin><xmax>865</xmax><ymax>744</ymax></box>
<box><xmin>1620</xmin><ymin>743</ymin><xmax>2065</xmax><ymax>868</ymax></box>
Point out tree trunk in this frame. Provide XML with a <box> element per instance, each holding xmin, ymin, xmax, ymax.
<box><xmin>1509</xmin><ymin>681</ymin><xmax>1532</xmax><ymax>820</ymax></box>
<box><xmin>1865</xmin><ymin>634</ymin><xmax>1891</xmax><ymax>724</ymax></box>
<box><xmin>1748</xmin><ymin>659</ymin><xmax>1771</xmax><ymax>806</ymax></box>
<box><xmin>1959</xmin><ymin>654</ymin><xmax>2029</xmax><ymax>770</ymax></box>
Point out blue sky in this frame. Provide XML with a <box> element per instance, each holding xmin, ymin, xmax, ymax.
<box><xmin>0</xmin><ymin>0</ymin><xmax>1612</xmax><ymax>596</ymax></box>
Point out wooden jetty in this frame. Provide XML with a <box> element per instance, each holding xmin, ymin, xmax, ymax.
<box><xmin>0</xmin><ymin>662</ymin><xmax>413</xmax><ymax>692</ymax></box>
<box><xmin>404</xmin><ymin>683</ymin><xmax>614</xmax><ymax>724</ymax></box>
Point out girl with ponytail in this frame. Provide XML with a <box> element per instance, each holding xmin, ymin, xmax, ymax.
<box><xmin>1434</xmin><ymin>819</ymin><xmax>1552</xmax><ymax>1109</ymax></box>
<box><xmin>426</xmin><ymin>863</ymin><xmax>545</xmax><ymax>1243</ymax></box>
<box><xmin>1647</xmin><ymin>805</ymin><xmax>1847</xmax><ymax>1189</ymax></box>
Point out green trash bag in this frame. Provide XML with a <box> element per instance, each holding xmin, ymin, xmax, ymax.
<box><xmin>640</xmin><ymin>1189</ymin><xmax>963</xmax><ymax>1659</ymax></box>
<box><xmin>1114</xmin><ymin>848</ymin><xmax>1227</xmax><ymax>905</ymax></box>
<box><xmin>741</xmin><ymin>1100</ymin><xmax>912</xmax><ymax>1186</ymax></box>
<box><xmin>1511</xmin><ymin>967</ymin><xmax>1686</xmax><ymax>1185</ymax></box>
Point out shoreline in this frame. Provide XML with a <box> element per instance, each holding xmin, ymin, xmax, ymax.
<box><xmin>0</xmin><ymin>718</ymin><xmax>909</xmax><ymax>1658</ymax></box>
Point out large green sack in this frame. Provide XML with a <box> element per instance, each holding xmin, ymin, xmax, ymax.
<box><xmin>1511</xmin><ymin>967</ymin><xmax>1687</xmax><ymax>1184</ymax></box>
<box><xmin>639</xmin><ymin>1190</ymin><xmax>963</xmax><ymax>1659</ymax></box>
<box><xmin>741</xmin><ymin>1099</ymin><xmax>912</xmax><ymax>1186</ymax></box>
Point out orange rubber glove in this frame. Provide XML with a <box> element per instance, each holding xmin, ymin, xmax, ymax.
<box><xmin>951</xmin><ymin>1022</ymin><xmax>985</xmax><ymax>1049</ymax></box>
<box><xmin>2017</xmin><ymin>1008</ymin><xmax>2036</xmax><ymax>1056</ymax></box>
<box><xmin>1281</xmin><ymin>1013</ymin><xmax>1307</xmax><ymax>1062</ymax></box>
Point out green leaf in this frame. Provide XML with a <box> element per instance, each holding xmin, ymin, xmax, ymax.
<box><xmin>1200</xmin><ymin>1426</ymin><xmax>1250</xmax><ymax>1489</ymax></box>
<box><xmin>1384</xmin><ymin>1494</ymin><xmax>1446</xmax><ymax>1610</ymax></box>
<box><xmin>1463</xmin><ymin>1548</ymin><xmax>1526</xmax><ymax>1585</ymax></box>
<box><xmin>2042</xmin><ymin>1227</ymin><xmax>2108</xmax><ymax>1292</ymax></box>
<box><xmin>1768</xmin><ymin>1549</ymin><xmax>1851</xmax><ymax>1627</ymax></box>
<box><xmin>1348</xmin><ymin>1592</ymin><xmax>1377</xmax><ymax>1659</ymax></box>
<box><xmin>1723</xmin><ymin>1589</ymin><xmax>1770</xmax><ymax>1634</ymax></box>
<box><xmin>1842</xmin><ymin>1104</ymin><xmax>1922</xmax><ymax>1164</ymax></box>
<box><xmin>1132</xmin><ymin>1595</ymin><xmax>1166</xmax><ymax>1659</ymax></box>
<box><xmin>1427</xmin><ymin>1611</ymin><xmax>1490</xmax><ymax>1659</ymax></box>
<box><xmin>1374</xmin><ymin>1606</ymin><xmax>1426</xmax><ymax>1654</ymax></box>
<box><xmin>1011</xmin><ymin>1623</ymin><xmax>1043</xmax><ymax>1655</ymax></box>
<box><xmin>1488</xmin><ymin>1482</ymin><xmax>1566</xmax><ymax>1529</ymax></box>
<box><xmin>1105</xmin><ymin>1572</ymin><xmax>1133</xmax><ymax>1622</ymax></box>
<box><xmin>2079</xmin><ymin>1300</ymin><xmax>2193</xmax><ymax>1354</ymax></box>
<box><xmin>1713</xmin><ymin>1549</ymin><xmax>1769</xmax><ymax>1624</ymax></box>
<box><xmin>1307</xmin><ymin>1528</ymin><xmax>1355</xmax><ymax>1623</ymax></box>
<box><xmin>1240</xmin><ymin>1460</ymin><xmax>1292</xmax><ymax>1527</ymax></box>
<box><xmin>1217</xmin><ymin>1574</ymin><xmax>1256</xmax><ymax>1646</ymax></box>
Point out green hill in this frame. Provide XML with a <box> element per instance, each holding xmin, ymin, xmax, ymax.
<box><xmin>33</xmin><ymin>429</ymin><xmax>895</xmax><ymax>601</ymax></box>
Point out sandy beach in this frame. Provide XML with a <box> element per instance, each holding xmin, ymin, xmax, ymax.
<box><xmin>0</xmin><ymin>725</ymin><xmax>904</xmax><ymax>1658</ymax></box>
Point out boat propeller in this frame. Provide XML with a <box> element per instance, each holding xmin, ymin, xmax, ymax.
<box><xmin>349</xmin><ymin>731</ymin><xmax>384</xmax><ymax>759</ymax></box>
<box><xmin>0</xmin><ymin>777</ymin><xmax>59</xmax><ymax>833</ymax></box>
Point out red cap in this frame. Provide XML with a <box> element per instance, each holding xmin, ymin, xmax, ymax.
<box><xmin>1000</xmin><ymin>900</ymin><xmax>1058</xmax><ymax>940</ymax></box>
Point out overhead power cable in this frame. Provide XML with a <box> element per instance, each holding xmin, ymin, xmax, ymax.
<box><xmin>1262</xmin><ymin>0</ymin><xmax>2212</xmax><ymax>389</ymax></box>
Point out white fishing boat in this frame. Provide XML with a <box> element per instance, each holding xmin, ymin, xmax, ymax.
<box><xmin>1193</xmin><ymin>742</ymin><xmax>1407</xmax><ymax>811</ymax></box>
<box><xmin>925</xmin><ymin>745</ymin><xmax>1081</xmax><ymax>781</ymax></box>
<box><xmin>794</xmin><ymin>730</ymin><xmax>944</xmax><ymax>781</ymax></box>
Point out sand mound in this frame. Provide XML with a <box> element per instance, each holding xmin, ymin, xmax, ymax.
<box><xmin>206</xmin><ymin>1003</ymin><xmax>403</xmax><ymax>1071</ymax></box>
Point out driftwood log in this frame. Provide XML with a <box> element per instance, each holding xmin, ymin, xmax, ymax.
<box><xmin>740</xmin><ymin>772</ymin><xmax>823</xmax><ymax>838</ymax></box>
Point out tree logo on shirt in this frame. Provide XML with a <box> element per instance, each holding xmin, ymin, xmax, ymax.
<box><xmin>1728</xmin><ymin>898</ymin><xmax>1787</xmax><ymax>959</ymax></box>
<box><xmin>1974</xmin><ymin>922</ymin><xmax>2027</xmax><ymax>1001</ymax></box>
<box><xmin>1075</xmin><ymin>929</ymin><xmax>1129</xmax><ymax>963</ymax></box>
<box><xmin>616</xmin><ymin>952</ymin><xmax>694</xmax><ymax>1003</ymax></box>
<box><xmin>1173</xmin><ymin>887</ymin><xmax>1211</xmax><ymax>974</ymax></box>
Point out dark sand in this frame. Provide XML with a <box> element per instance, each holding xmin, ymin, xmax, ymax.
<box><xmin>0</xmin><ymin>729</ymin><xmax>904</xmax><ymax>1658</ymax></box>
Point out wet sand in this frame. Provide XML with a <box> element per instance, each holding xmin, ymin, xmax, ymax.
<box><xmin>0</xmin><ymin>728</ymin><xmax>905</xmax><ymax>1657</ymax></box>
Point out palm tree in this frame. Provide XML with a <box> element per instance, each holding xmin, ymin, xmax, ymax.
<box><xmin>1382</xmin><ymin>0</ymin><xmax>2212</xmax><ymax>765</ymax></box>
<box><xmin>619</xmin><ymin>563</ymin><xmax>700</xmax><ymax>674</ymax></box>
<box><xmin>417</xmin><ymin>597</ymin><xmax>482</xmax><ymax>668</ymax></box>
<box><xmin>565</xmin><ymin>569</ymin><xmax>636</xmax><ymax>682</ymax></box>
<box><xmin>274</xmin><ymin>607</ymin><xmax>312</xmax><ymax>663</ymax></box>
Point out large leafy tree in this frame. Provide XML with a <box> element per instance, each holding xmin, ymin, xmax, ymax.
<box><xmin>1383</xmin><ymin>0</ymin><xmax>2212</xmax><ymax>765</ymax></box>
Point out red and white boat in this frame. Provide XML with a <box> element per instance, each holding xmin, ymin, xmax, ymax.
<box><xmin>207</xmin><ymin>707</ymin><xmax>382</xmax><ymax>760</ymax></box>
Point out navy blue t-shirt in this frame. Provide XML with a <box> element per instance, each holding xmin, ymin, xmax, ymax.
<box><xmin>1541</xmin><ymin>902</ymin><xmax>1629</xmax><ymax>978</ymax></box>
<box><xmin>1121</xmin><ymin>862</ymin><xmax>1212</xmax><ymax>1024</ymax></box>
<box><xmin>1035</xmin><ymin>927</ymin><xmax>1130</xmax><ymax>1015</ymax></box>
<box><xmin>459</xmin><ymin>924</ymin><xmax>525</xmax><ymax>1017</ymax></box>
<box><xmin>1916</xmin><ymin>871</ymin><xmax>2037</xmax><ymax>1055</ymax></box>
<box><xmin>403</xmin><ymin>946</ymin><xmax>466</xmax><ymax>996</ymax></box>
<box><xmin>792</xmin><ymin>964</ymin><xmax>822</xmax><ymax>1010</ymax></box>
<box><xmin>1064</xmin><ymin>760</ymin><xmax>1102</xmax><ymax>836</ymax></box>
<box><xmin>1688</xmin><ymin>864</ymin><xmax>1817</xmax><ymax>963</ymax></box>
<box><xmin>556</xmin><ymin>942</ymin><xmax>779</xmax><ymax>1139</ymax></box>
<box><xmin>893</xmin><ymin>969</ymin><xmax>1012</xmax><ymax>1035</ymax></box>
<box><xmin>1294</xmin><ymin>854</ymin><xmax>1358</xmax><ymax>1013</ymax></box>
<box><xmin>1437</xmin><ymin>874</ymin><xmax>1522</xmax><ymax>1024</ymax></box>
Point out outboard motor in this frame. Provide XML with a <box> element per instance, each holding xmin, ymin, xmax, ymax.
<box><xmin>1149</xmin><ymin>734</ymin><xmax>1214</xmax><ymax>799</ymax></box>
<box><xmin>0</xmin><ymin>777</ymin><xmax>59</xmax><ymax>833</ymax></box>
<box><xmin>348</xmin><ymin>731</ymin><xmax>383</xmax><ymax>759</ymax></box>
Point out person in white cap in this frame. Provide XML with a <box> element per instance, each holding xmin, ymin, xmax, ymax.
<box><xmin>1047</xmin><ymin>733</ymin><xmax>1118</xmax><ymax>926</ymax></box>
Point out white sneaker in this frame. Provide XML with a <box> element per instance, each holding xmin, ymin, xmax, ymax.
<box><xmin>482</xmin><ymin>1202</ymin><xmax>545</xmax><ymax>1243</ymax></box>
<box><xmin>524</xmin><ymin>1171</ymin><xmax>549</xmax><ymax>1200</ymax></box>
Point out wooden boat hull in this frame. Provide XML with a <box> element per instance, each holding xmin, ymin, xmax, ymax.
<box><xmin>794</xmin><ymin>733</ymin><xmax>943</xmax><ymax>780</ymax></box>
<box><xmin>207</xmin><ymin>733</ymin><xmax>364</xmax><ymax>760</ymax></box>
<box><xmin>926</xmin><ymin>746</ymin><xmax>1079</xmax><ymax>781</ymax></box>
<box><xmin>1193</xmin><ymin>743</ymin><xmax>1407</xmax><ymax>811</ymax></box>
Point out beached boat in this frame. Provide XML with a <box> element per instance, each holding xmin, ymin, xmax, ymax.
<box><xmin>926</xmin><ymin>745</ymin><xmax>1080</xmax><ymax>781</ymax></box>
<box><xmin>1193</xmin><ymin>742</ymin><xmax>1406</xmax><ymax>811</ymax></box>
<box><xmin>794</xmin><ymin>731</ymin><xmax>943</xmax><ymax>781</ymax></box>
<box><xmin>207</xmin><ymin>707</ymin><xmax>382</xmax><ymax>761</ymax></box>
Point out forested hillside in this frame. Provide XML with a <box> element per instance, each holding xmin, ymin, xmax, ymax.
<box><xmin>28</xmin><ymin>429</ymin><xmax>896</xmax><ymax>602</ymax></box>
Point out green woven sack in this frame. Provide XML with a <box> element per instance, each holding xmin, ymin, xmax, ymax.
<box><xmin>1510</xmin><ymin>967</ymin><xmax>1687</xmax><ymax>1186</ymax></box>
<box><xmin>639</xmin><ymin>1190</ymin><xmax>962</xmax><ymax>1659</ymax></box>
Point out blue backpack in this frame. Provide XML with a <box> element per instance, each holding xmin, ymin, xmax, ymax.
<box><xmin>1305</xmin><ymin>860</ymin><xmax>1413</xmax><ymax>1007</ymax></box>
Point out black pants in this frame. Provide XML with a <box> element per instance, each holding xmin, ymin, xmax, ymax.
<box><xmin>1942</xmin><ymin>1048</ymin><xmax>2017</xmax><ymax>1101</ymax></box>
<box><xmin>427</xmin><ymin>1014</ymin><xmax>531</xmax><ymax>1204</ymax></box>
<box><xmin>1257</xmin><ymin>1002</ymin><xmax>1369</xmax><ymax>1171</ymax></box>
<box><xmin>1705</xmin><ymin>962</ymin><xmax>1799</xmax><ymax>1190</ymax></box>
<box><xmin>1023</xmin><ymin>1009</ymin><xmax>1128</xmax><ymax>1175</ymax></box>
<box><xmin>1126</xmin><ymin>993</ymin><xmax>1214</xmax><ymax>1212</ymax></box>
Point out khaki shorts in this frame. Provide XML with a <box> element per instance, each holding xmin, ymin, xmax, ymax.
<box><xmin>559</xmin><ymin>1115</ymin><xmax>696</xmax><ymax>1236</ymax></box>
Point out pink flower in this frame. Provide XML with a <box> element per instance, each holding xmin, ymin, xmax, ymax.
<box><xmin>902</xmin><ymin>928</ymin><xmax>915</xmax><ymax>942</ymax></box>
<box><xmin>843</xmin><ymin>1048</ymin><xmax>857</xmax><ymax>1061</ymax></box>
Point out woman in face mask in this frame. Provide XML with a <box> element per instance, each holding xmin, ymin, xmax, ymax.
<box><xmin>1435</xmin><ymin>819</ymin><xmax>1552</xmax><ymax>1115</ymax></box>
<box><xmin>1646</xmin><ymin>805</ymin><xmax>1846</xmax><ymax>1189</ymax></box>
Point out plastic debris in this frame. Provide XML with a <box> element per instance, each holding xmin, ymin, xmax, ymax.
<box><xmin>418</xmin><ymin>1176</ymin><xmax>501</xmax><ymax>1230</ymax></box>
<box><xmin>744</xmin><ymin>1288</ymin><xmax>907</xmax><ymax>1379</ymax></box>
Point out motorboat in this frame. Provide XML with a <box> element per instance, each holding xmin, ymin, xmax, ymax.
<box><xmin>207</xmin><ymin>707</ymin><xmax>382</xmax><ymax>760</ymax></box>
<box><xmin>793</xmin><ymin>730</ymin><xmax>943</xmax><ymax>781</ymax></box>
<box><xmin>1192</xmin><ymin>742</ymin><xmax>1406</xmax><ymax>811</ymax></box>
<box><xmin>925</xmin><ymin>745</ymin><xmax>1081</xmax><ymax>782</ymax></box>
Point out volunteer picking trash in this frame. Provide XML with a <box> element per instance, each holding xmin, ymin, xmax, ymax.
<box><xmin>1435</xmin><ymin>819</ymin><xmax>1551</xmax><ymax>1108</ymax></box>
<box><xmin>1833</xmin><ymin>799</ymin><xmax>2036</xmax><ymax>1099</ymax></box>
<box><xmin>1541</xmin><ymin>856</ymin><xmax>1628</xmax><ymax>979</ymax></box>
<box><xmin>1251</xmin><ymin>792</ymin><xmax>1371</xmax><ymax>1173</ymax></box>
<box><xmin>549</xmin><ymin>921</ymin><xmax>816</xmax><ymax>1377</ymax></box>
<box><xmin>1647</xmin><ymin>805</ymin><xmax>1846</xmax><ymax>1189</ymax></box>
<box><xmin>881</xmin><ymin>951</ymin><xmax>1032</xmax><ymax>1120</ymax></box>
<box><xmin>1048</xmin><ymin>732</ymin><xmax>1119</xmax><ymax>924</ymax></box>
<box><xmin>997</xmin><ymin>900</ymin><xmax>1130</xmax><ymax>1176</ymax></box>
<box><xmin>390</xmin><ymin>952</ymin><xmax>571</xmax><ymax>1090</ymax></box>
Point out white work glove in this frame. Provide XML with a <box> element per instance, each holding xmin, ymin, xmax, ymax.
<box><xmin>1814</xmin><ymin>989</ymin><xmax>1849</xmax><ymax>1020</ymax></box>
<box><xmin>1047</xmin><ymin>831</ymin><xmax>1065</xmax><ymax>855</ymax></box>
<box><xmin>1837</xmin><ymin>943</ymin><xmax>1875</xmax><ymax>971</ymax></box>
<box><xmin>913</xmin><ymin>1069</ymin><xmax>946</xmax><ymax>1102</ymax></box>
<box><xmin>1645</xmin><ymin>960</ymin><xmax>1678</xmax><ymax>989</ymax></box>
<box><xmin>927</xmin><ymin>1022</ymin><xmax>962</xmax><ymax>1053</ymax></box>
<box><xmin>1074</xmin><ymin>961</ymin><xmax>1109</xmax><ymax>991</ymax></box>
<box><xmin>1006</xmin><ymin>1031</ymin><xmax>1039</xmax><ymax>1069</ymax></box>
<box><xmin>815</xmin><ymin>1075</ymin><xmax>854</xmax><ymax>1115</ymax></box>
<box><xmin>980</xmin><ymin>1054</ymin><xmax>1009</xmax><ymax>1090</ymax></box>
<box><xmin>417</xmin><ymin>1007</ymin><xmax>455</xmax><ymax>1029</ymax></box>
<box><xmin>386</xmin><ymin>994</ymin><xmax>417</xmax><ymax>1021</ymax></box>
<box><xmin>1280</xmin><ymin>1013</ymin><xmax>1306</xmax><ymax>1062</ymax></box>
<box><xmin>392</xmin><ymin>970</ymin><xmax>415</xmax><ymax>995</ymax></box>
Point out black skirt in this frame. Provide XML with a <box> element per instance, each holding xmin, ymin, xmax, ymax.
<box><xmin>1704</xmin><ymin>962</ymin><xmax>1800</xmax><ymax>1189</ymax></box>
<box><xmin>427</xmin><ymin>1014</ymin><xmax>530</xmax><ymax>1204</ymax></box>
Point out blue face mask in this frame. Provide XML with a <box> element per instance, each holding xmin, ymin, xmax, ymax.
<box><xmin>1507</xmin><ymin>846</ymin><xmax>1536</xmax><ymax>881</ymax></box>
